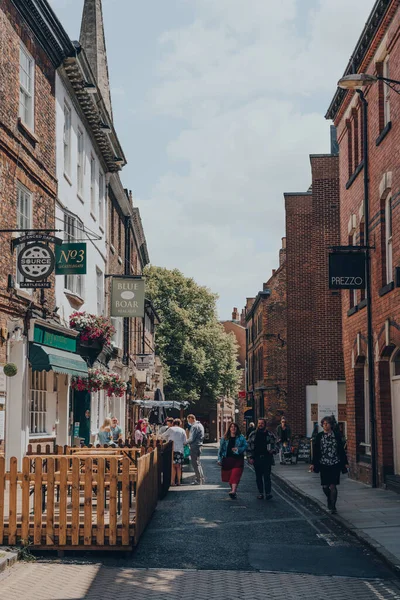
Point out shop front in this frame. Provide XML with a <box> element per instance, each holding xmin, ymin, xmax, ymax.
<box><xmin>5</xmin><ymin>320</ymin><xmax>88</xmax><ymax>465</ymax></box>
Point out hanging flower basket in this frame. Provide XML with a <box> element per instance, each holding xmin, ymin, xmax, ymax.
<box><xmin>71</xmin><ymin>368</ymin><xmax>127</xmax><ymax>397</ymax></box>
<box><xmin>69</xmin><ymin>312</ymin><xmax>115</xmax><ymax>347</ymax></box>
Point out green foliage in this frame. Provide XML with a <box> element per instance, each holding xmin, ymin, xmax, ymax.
<box><xmin>144</xmin><ymin>266</ymin><xmax>240</xmax><ymax>404</ymax></box>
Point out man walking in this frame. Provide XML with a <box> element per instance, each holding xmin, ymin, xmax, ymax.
<box><xmin>247</xmin><ymin>418</ymin><xmax>277</xmax><ymax>500</ymax></box>
<box><xmin>185</xmin><ymin>414</ymin><xmax>205</xmax><ymax>485</ymax></box>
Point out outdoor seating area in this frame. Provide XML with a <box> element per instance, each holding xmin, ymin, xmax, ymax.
<box><xmin>0</xmin><ymin>441</ymin><xmax>172</xmax><ymax>551</ymax></box>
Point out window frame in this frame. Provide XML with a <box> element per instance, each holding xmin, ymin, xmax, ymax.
<box><xmin>383</xmin><ymin>56</ymin><xmax>390</xmax><ymax>127</ymax></box>
<box><xmin>16</xmin><ymin>183</ymin><xmax>33</xmax><ymax>288</ymax></box>
<box><xmin>29</xmin><ymin>368</ymin><xmax>47</xmax><ymax>435</ymax></box>
<box><xmin>64</xmin><ymin>212</ymin><xmax>84</xmax><ymax>298</ymax></box>
<box><xmin>96</xmin><ymin>267</ymin><xmax>104</xmax><ymax>315</ymax></box>
<box><xmin>77</xmin><ymin>128</ymin><xmax>84</xmax><ymax>197</ymax></box>
<box><xmin>63</xmin><ymin>102</ymin><xmax>72</xmax><ymax>177</ymax></box>
<box><xmin>19</xmin><ymin>43</ymin><xmax>35</xmax><ymax>130</ymax></box>
<box><xmin>90</xmin><ymin>154</ymin><xmax>96</xmax><ymax>216</ymax></box>
<box><xmin>385</xmin><ymin>195</ymin><xmax>393</xmax><ymax>284</ymax></box>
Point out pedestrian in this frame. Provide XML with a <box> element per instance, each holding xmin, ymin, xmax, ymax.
<box><xmin>162</xmin><ymin>418</ymin><xmax>187</xmax><ymax>485</ymax></box>
<box><xmin>246</xmin><ymin>422</ymin><xmax>255</xmax><ymax>439</ymax></box>
<box><xmin>159</xmin><ymin>417</ymin><xmax>174</xmax><ymax>435</ymax></box>
<box><xmin>247</xmin><ymin>418</ymin><xmax>278</xmax><ymax>500</ymax></box>
<box><xmin>142</xmin><ymin>418</ymin><xmax>152</xmax><ymax>435</ymax></box>
<box><xmin>310</xmin><ymin>415</ymin><xmax>349</xmax><ymax>514</ymax></box>
<box><xmin>134</xmin><ymin>420</ymin><xmax>147</xmax><ymax>446</ymax></box>
<box><xmin>98</xmin><ymin>417</ymin><xmax>112</xmax><ymax>445</ymax></box>
<box><xmin>218</xmin><ymin>422</ymin><xmax>247</xmax><ymax>499</ymax></box>
<box><xmin>185</xmin><ymin>414</ymin><xmax>205</xmax><ymax>485</ymax></box>
<box><xmin>110</xmin><ymin>416</ymin><xmax>123</xmax><ymax>444</ymax></box>
<box><xmin>276</xmin><ymin>416</ymin><xmax>292</xmax><ymax>464</ymax></box>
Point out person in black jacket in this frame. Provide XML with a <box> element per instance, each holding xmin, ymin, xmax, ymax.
<box><xmin>310</xmin><ymin>415</ymin><xmax>349</xmax><ymax>514</ymax></box>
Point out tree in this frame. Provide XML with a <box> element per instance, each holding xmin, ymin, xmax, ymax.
<box><xmin>144</xmin><ymin>265</ymin><xmax>240</xmax><ymax>404</ymax></box>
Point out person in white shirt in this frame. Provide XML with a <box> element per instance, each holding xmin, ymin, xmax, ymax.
<box><xmin>162</xmin><ymin>418</ymin><xmax>187</xmax><ymax>486</ymax></box>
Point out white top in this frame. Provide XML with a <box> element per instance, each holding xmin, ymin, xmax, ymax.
<box><xmin>162</xmin><ymin>426</ymin><xmax>187</xmax><ymax>453</ymax></box>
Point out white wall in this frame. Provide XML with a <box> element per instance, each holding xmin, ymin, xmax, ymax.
<box><xmin>55</xmin><ymin>73</ymin><xmax>107</xmax><ymax>326</ymax></box>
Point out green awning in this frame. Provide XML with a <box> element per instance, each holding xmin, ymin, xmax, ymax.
<box><xmin>29</xmin><ymin>343</ymin><xmax>88</xmax><ymax>377</ymax></box>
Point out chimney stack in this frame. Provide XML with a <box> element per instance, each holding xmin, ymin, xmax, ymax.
<box><xmin>279</xmin><ymin>237</ymin><xmax>286</xmax><ymax>266</ymax></box>
<box><xmin>232</xmin><ymin>307</ymin><xmax>239</xmax><ymax>321</ymax></box>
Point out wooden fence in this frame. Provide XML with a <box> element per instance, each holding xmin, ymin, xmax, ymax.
<box><xmin>0</xmin><ymin>441</ymin><xmax>172</xmax><ymax>551</ymax></box>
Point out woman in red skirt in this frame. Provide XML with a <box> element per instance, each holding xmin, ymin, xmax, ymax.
<box><xmin>218</xmin><ymin>423</ymin><xmax>247</xmax><ymax>499</ymax></box>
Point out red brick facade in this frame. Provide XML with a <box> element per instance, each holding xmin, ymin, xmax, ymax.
<box><xmin>245</xmin><ymin>242</ymin><xmax>287</xmax><ymax>428</ymax></box>
<box><xmin>328</xmin><ymin>0</ymin><xmax>400</xmax><ymax>485</ymax></box>
<box><xmin>0</xmin><ymin>0</ymin><xmax>58</xmax><ymax>360</ymax></box>
<box><xmin>285</xmin><ymin>154</ymin><xmax>344</xmax><ymax>435</ymax></box>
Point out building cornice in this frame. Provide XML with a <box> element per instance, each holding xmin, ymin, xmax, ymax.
<box><xmin>325</xmin><ymin>0</ymin><xmax>393</xmax><ymax>121</ymax></box>
<box><xmin>11</xmin><ymin>0</ymin><xmax>76</xmax><ymax>67</ymax></box>
<box><xmin>245</xmin><ymin>290</ymin><xmax>271</xmax><ymax>322</ymax></box>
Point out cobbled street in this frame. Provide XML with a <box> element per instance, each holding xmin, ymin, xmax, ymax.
<box><xmin>0</xmin><ymin>446</ymin><xmax>399</xmax><ymax>600</ymax></box>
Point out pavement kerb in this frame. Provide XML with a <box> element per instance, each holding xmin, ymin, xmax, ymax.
<box><xmin>272</xmin><ymin>470</ymin><xmax>400</xmax><ymax>577</ymax></box>
<box><xmin>0</xmin><ymin>548</ymin><xmax>19</xmax><ymax>574</ymax></box>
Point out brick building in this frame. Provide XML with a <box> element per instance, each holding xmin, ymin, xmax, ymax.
<box><xmin>245</xmin><ymin>240</ymin><xmax>287</xmax><ymax>429</ymax></box>
<box><xmin>221</xmin><ymin>309</ymin><xmax>246</xmax><ymax>434</ymax></box>
<box><xmin>326</xmin><ymin>0</ymin><xmax>400</xmax><ymax>487</ymax></box>
<box><xmin>284</xmin><ymin>146</ymin><xmax>344</xmax><ymax>437</ymax></box>
<box><xmin>0</xmin><ymin>0</ymin><xmax>79</xmax><ymax>460</ymax></box>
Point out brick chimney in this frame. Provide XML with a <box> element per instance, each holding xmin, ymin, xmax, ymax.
<box><xmin>279</xmin><ymin>237</ymin><xmax>286</xmax><ymax>266</ymax></box>
<box><xmin>232</xmin><ymin>307</ymin><xmax>239</xmax><ymax>321</ymax></box>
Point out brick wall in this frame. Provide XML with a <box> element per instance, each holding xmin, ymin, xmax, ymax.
<box><xmin>0</xmin><ymin>0</ymin><xmax>57</xmax><ymax>358</ymax></box>
<box><xmin>284</xmin><ymin>155</ymin><xmax>343</xmax><ymax>436</ymax></box>
<box><xmin>332</xmin><ymin>1</ymin><xmax>400</xmax><ymax>484</ymax></box>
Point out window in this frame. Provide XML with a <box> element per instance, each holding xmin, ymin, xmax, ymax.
<box><xmin>349</xmin><ymin>230</ymin><xmax>358</xmax><ymax>308</ymax></box>
<box><xmin>19</xmin><ymin>44</ymin><xmax>34</xmax><ymax>129</ymax></box>
<box><xmin>385</xmin><ymin>195</ymin><xmax>393</xmax><ymax>284</ymax></box>
<box><xmin>64</xmin><ymin>212</ymin><xmax>84</xmax><ymax>298</ymax></box>
<box><xmin>16</xmin><ymin>183</ymin><xmax>32</xmax><ymax>285</ymax></box>
<box><xmin>99</xmin><ymin>171</ymin><xmax>105</xmax><ymax>229</ymax></box>
<box><xmin>77</xmin><ymin>128</ymin><xmax>84</xmax><ymax>196</ymax></box>
<box><xmin>111</xmin><ymin>317</ymin><xmax>123</xmax><ymax>349</ymax></box>
<box><xmin>96</xmin><ymin>267</ymin><xmax>104</xmax><ymax>315</ymax></box>
<box><xmin>90</xmin><ymin>155</ymin><xmax>96</xmax><ymax>215</ymax></box>
<box><xmin>383</xmin><ymin>56</ymin><xmax>390</xmax><ymax>126</ymax></box>
<box><xmin>29</xmin><ymin>368</ymin><xmax>47</xmax><ymax>434</ymax></box>
<box><xmin>364</xmin><ymin>363</ymin><xmax>370</xmax><ymax>454</ymax></box>
<box><xmin>346</xmin><ymin>119</ymin><xmax>353</xmax><ymax>178</ymax></box>
<box><xmin>63</xmin><ymin>103</ymin><xmax>71</xmax><ymax>176</ymax></box>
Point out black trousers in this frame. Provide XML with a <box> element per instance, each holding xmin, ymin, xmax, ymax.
<box><xmin>254</xmin><ymin>456</ymin><xmax>272</xmax><ymax>494</ymax></box>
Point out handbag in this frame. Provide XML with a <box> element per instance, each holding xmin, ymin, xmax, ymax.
<box><xmin>183</xmin><ymin>445</ymin><xmax>190</xmax><ymax>459</ymax></box>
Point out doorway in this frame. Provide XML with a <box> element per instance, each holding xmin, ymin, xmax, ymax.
<box><xmin>391</xmin><ymin>350</ymin><xmax>400</xmax><ymax>475</ymax></box>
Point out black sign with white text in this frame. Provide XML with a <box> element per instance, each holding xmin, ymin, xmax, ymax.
<box><xmin>329</xmin><ymin>251</ymin><xmax>366</xmax><ymax>289</ymax></box>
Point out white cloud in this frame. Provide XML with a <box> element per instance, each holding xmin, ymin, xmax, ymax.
<box><xmin>139</xmin><ymin>0</ymin><xmax>373</xmax><ymax>317</ymax></box>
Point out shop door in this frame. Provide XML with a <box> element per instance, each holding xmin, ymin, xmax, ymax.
<box><xmin>392</xmin><ymin>377</ymin><xmax>400</xmax><ymax>475</ymax></box>
<box><xmin>72</xmin><ymin>390</ymin><xmax>91</xmax><ymax>446</ymax></box>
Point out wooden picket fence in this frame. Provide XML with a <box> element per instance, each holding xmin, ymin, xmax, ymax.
<box><xmin>0</xmin><ymin>441</ymin><xmax>172</xmax><ymax>551</ymax></box>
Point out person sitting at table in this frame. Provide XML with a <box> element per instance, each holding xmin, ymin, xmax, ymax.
<box><xmin>110</xmin><ymin>416</ymin><xmax>123</xmax><ymax>444</ymax></box>
<box><xmin>134</xmin><ymin>420</ymin><xmax>147</xmax><ymax>446</ymax></box>
<box><xmin>98</xmin><ymin>418</ymin><xmax>112</xmax><ymax>445</ymax></box>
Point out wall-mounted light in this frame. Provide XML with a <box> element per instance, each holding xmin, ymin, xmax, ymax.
<box><xmin>114</xmin><ymin>156</ymin><xmax>124</xmax><ymax>165</ymax></box>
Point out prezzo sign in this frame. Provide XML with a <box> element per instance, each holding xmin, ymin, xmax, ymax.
<box><xmin>111</xmin><ymin>277</ymin><xmax>145</xmax><ymax>318</ymax></box>
<box><xmin>55</xmin><ymin>243</ymin><xmax>87</xmax><ymax>275</ymax></box>
<box><xmin>329</xmin><ymin>251</ymin><xmax>366</xmax><ymax>289</ymax></box>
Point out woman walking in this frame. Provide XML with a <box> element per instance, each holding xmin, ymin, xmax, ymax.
<box><xmin>310</xmin><ymin>415</ymin><xmax>349</xmax><ymax>514</ymax></box>
<box><xmin>218</xmin><ymin>423</ymin><xmax>247</xmax><ymax>499</ymax></box>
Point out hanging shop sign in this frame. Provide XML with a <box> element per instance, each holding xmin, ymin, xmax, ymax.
<box><xmin>111</xmin><ymin>277</ymin><xmax>145</xmax><ymax>318</ymax></box>
<box><xmin>17</xmin><ymin>242</ymin><xmax>55</xmax><ymax>288</ymax></box>
<box><xmin>136</xmin><ymin>354</ymin><xmax>154</xmax><ymax>370</ymax></box>
<box><xmin>55</xmin><ymin>242</ymin><xmax>87</xmax><ymax>275</ymax></box>
<box><xmin>328</xmin><ymin>251</ymin><xmax>366</xmax><ymax>289</ymax></box>
<box><xmin>12</xmin><ymin>233</ymin><xmax>63</xmax><ymax>250</ymax></box>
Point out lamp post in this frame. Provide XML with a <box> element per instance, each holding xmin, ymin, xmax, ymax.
<box><xmin>338</xmin><ymin>72</ymin><xmax>400</xmax><ymax>487</ymax></box>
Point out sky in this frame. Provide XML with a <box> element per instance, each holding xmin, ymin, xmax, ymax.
<box><xmin>50</xmin><ymin>0</ymin><xmax>374</xmax><ymax>319</ymax></box>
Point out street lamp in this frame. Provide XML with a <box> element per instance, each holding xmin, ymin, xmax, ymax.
<box><xmin>337</xmin><ymin>72</ymin><xmax>400</xmax><ymax>488</ymax></box>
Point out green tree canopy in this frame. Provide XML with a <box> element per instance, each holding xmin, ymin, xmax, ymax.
<box><xmin>144</xmin><ymin>265</ymin><xmax>240</xmax><ymax>404</ymax></box>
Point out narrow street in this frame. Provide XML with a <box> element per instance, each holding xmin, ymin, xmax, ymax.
<box><xmin>0</xmin><ymin>446</ymin><xmax>399</xmax><ymax>600</ymax></box>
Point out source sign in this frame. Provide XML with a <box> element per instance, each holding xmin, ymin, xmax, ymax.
<box><xmin>329</xmin><ymin>251</ymin><xmax>366</xmax><ymax>289</ymax></box>
<box><xmin>111</xmin><ymin>278</ymin><xmax>145</xmax><ymax>318</ymax></box>
<box><xmin>55</xmin><ymin>243</ymin><xmax>87</xmax><ymax>275</ymax></box>
<box><xmin>17</xmin><ymin>242</ymin><xmax>55</xmax><ymax>281</ymax></box>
